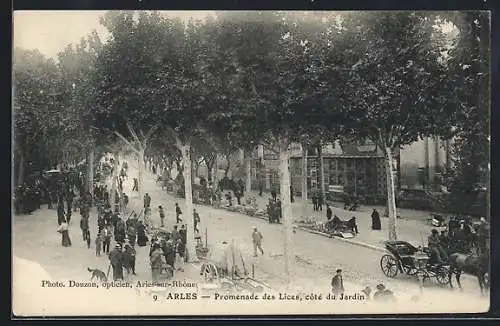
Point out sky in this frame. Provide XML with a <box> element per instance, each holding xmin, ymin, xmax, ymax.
<box><xmin>13</xmin><ymin>11</ymin><xmax>214</xmax><ymax>59</ymax></box>
<box><xmin>13</xmin><ymin>11</ymin><xmax>457</xmax><ymax>60</ymax></box>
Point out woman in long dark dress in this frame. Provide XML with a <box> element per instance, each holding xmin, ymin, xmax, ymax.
<box><xmin>57</xmin><ymin>201</ymin><xmax>66</xmax><ymax>225</ymax></box>
<box><xmin>61</xmin><ymin>226</ymin><xmax>72</xmax><ymax>247</ymax></box>
<box><xmin>57</xmin><ymin>202</ymin><xmax>72</xmax><ymax>247</ymax></box>
<box><xmin>114</xmin><ymin>219</ymin><xmax>126</xmax><ymax>244</ymax></box>
<box><xmin>137</xmin><ymin>221</ymin><xmax>148</xmax><ymax>247</ymax></box>
<box><xmin>371</xmin><ymin>209</ymin><xmax>381</xmax><ymax>230</ymax></box>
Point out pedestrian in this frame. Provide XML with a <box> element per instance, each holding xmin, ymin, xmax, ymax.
<box><xmin>312</xmin><ymin>192</ymin><xmax>318</xmax><ymax>211</ymax></box>
<box><xmin>179</xmin><ymin>224</ymin><xmax>187</xmax><ymax>246</ymax></box>
<box><xmin>290</xmin><ymin>185</ymin><xmax>294</xmax><ymax>203</ymax></box>
<box><xmin>97</xmin><ymin>214</ymin><xmax>105</xmax><ymax>234</ymax></box>
<box><xmin>127</xmin><ymin>224</ymin><xmax>137</xmax><ymax>247</ymax></box>
<box><xmin>159</xmin><ymin>205</ymin><xmax>165</xmax><ymax>227</ymax></box>
<box><xmin>371</xmin><ymin>209</ymin><xmax>381</xmax><ymax>230</ymax></box>
<box><xmin>150</xmin><ymin>242</ymin><xmax>164</xmax><ymax>282</ymax></box>
<box><xmin>164</xmin><ymin>239</ymin><xmax>176</xmax><ymax>273</ymax></box>
<box><xmin>175</xmin><ymin>203</ymin><xmax>183</xmax><ymax>223</ymax></box>
<box><xmin>102</xmin><ymin>224</ymin><xmax>112</xmax><ymax>254</ymax></box>
<box><xmin>115</xmin><ymin>219</ymin><xmax>126</xmax><ymax>244</ymax></box>
<box><xmin>109</xmin><ymin>244</ymin><xmax>124</xmax><ymax>281</ymax></box>
<box><xmin>171</xmin><ymin>225</ymin><xmax>180</xmax><ymax>242</ymax></box>
<box><xmin>373</xmin><ymin>284</ymin><xmax>396</xmax><ymax>302</ymax></box>
<box><xmin>80</xmin><ymin>217</ymin><xmax>89</xmax><ymax>241</ymax></box>
<box><xmin>137</xmin><ymin>220</ymin><xmax>148</xmax><ymax>247</ymax></box>
<box><xmin>193</xmin><ymin>209</ymin><xmax>200</xmax><ymax>233</ymax></box>
<box><xmin>85</xmin><ymin>229</ymin><xmax>91</xmax><ymax>249</ymax></box>
<box><xmin>95</xmin><ymin>232</ymin><xmax>103</xmax><ymax>256</ymax></box>
<box><xmin>175</xmin><ymin>238</ymin><xmax>185</xmax><ymax>272</ymax></box>
<box><xmin>57</xmin><ymin>217</ymin><xmax>72</xmax><ymax>247</ymax></box>
<box><xmin>331</xmin><ymin>269</ymin><xmax>344</xmax><ymax>296</ymax></box>
<box><xmin>132</xmin><ymin>178</ymin><xmax>139</xmax><ymax>192</ymax></box>
<box><xmin>258</xmin><ymin>182</ymin><xmax>263</xmax><ymax>197</ymax></box>
<box><xmin>57</xmin><ymin>200</ymin><xmax>66</xmax><ymax>225</ymax></box>
<box><xmin>252</xmin><ymin>226</ymin><xmax>264</xmax><ymax>257</ymax></box>
<box><xmin>270</xmin><ymin>189</ymin><xmax>277</xmax><ymax>202</ymax></box>
<box><xmin>123</xmin><ymin>241</ymin><xmax>137</xmax><ymax>276</ymax></box>
<box><xmin>234</xmin><ymin>188</ymin><xmax>242</xmax><ymax>205</ymax></box>
<box><xmin>326</xmin><ymin>205</ymin><xmax>332</xmax><ymax>220</ymax></box>
<box><xmin>144</xmin><ymin>193</ymin><xmax>151</xmax><ymax>209</ymax></box>
<box><xmin>317</xmin><ymin>192</ymin><xmax>323</xmax><ymax>211</ymax></box>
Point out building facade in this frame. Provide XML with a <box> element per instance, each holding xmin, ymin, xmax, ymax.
<box><xmin>399</xmin><ymin>136</ymin><xmax>450</xmax><ymax>190</ymax></box>
<box><xmin>251</xmin><ymin>139</ymin><xmax>392</xmax><ymax>199</ymax></box>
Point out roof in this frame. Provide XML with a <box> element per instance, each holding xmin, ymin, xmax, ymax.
<box><xmin>289</xmin><ymin>139</ymin><xmax>385</xmax><ymax>158</ymax></box>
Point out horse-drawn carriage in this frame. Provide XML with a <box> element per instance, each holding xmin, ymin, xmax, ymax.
<box><xmin>380</xmin><ymin>241</ymin><xmax>449</xmax><ymax>286</ymax></box>
<box><xmin>199</xmin><ymin>241</ymin><xmax>272</xmax><ymax>295</ymax></box>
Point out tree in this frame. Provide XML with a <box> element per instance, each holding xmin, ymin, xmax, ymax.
<box><xmin>340</xmin><ymin>12</ymin><xmax>456</xmax><ymax>240</ymax></box>
<box><xmin>207</xmin><ymin>11</ymin><xmax>346</xmax><ymax>288</ymax></box>
<box><xmin>443</xmin><ymin>12</ymin><xmax>490</xmax><ymax>196</ymax></box>
<box><xmin>56</xmin><ymin>32</ymin><xmax>103</xmax><ymax>194</ymax></box>
<box><xmin>13</xmin><ymin>48</ymin><xmax>69</xmax><ymax>184</ymax></box>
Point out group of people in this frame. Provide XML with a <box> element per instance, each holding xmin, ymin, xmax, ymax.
<box><xmin>426</xmin><ymin>216</ymin><xmax>490</xmax><ymax>265</ymax></box>
<box><xmin>331</xmin><ymin>269</ymin><xmax>396</xmax><ymax>302</ymax></box>
<box><xmin>149</xmin><ymin>224</ymin><xmax>188</xmax><ymax>281</ymax></box>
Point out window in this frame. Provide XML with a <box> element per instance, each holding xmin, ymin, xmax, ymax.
<box><xmin>329</xmin><ymin>175</ymin><xmax>337</xmax><ymax>184</ymax></box>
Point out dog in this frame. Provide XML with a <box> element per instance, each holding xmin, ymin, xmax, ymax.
<box><xmin>87</xmin><ymin>267</ymin><xmax>108</xmax><ymax>282</ymax></box>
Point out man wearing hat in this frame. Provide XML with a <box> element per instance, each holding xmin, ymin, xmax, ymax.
<box><xmin>123</xmin><ymin>241</ymin><xmax>137</xmax><ymax>276</ymax></box>
<box><xmin>428</xmin><ymin>229</ymin><xmax>447</xmax><ymax>264</ymax></box>
<box><xmin>252</xmin><ymin>227</ymin><xmax>264</xmax><ymax>257</ymax></box>
<box><xmin>109</xmin><ymin>243</ymin><xmax>124</xmax><ymax>281</ymax></box>
<box><xmin>331</xmin><ymin>269</ymin><xmax>344</xmax><ymax>296</ymax></box>
<box><xmin>373</xmin><ymin>284</ymin><xmax>396</xmax><ymax>302</ymax></box>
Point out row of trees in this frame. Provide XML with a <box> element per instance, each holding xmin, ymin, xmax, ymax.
<box><xmin>13</xmin><ymin>11</ymin><xmax>489</xmax><ymax>288</ymax></box>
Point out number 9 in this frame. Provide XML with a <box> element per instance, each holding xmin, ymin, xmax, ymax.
<box><xmin>153</xmin><ymin>294</ymin><xmax>158</xmax><ymax>301</ymax></box>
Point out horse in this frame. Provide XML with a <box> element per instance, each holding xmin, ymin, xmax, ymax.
<box><xmin>447</xmin><ymin>248</ymin><xmax>489</xmax><ymax>296</ymax></box>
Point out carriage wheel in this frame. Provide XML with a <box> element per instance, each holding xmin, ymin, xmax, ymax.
<box><xmin>435</xmin><ymin>266</ymin><xmax>450</xmax><ymax>285</ymax></box>
<box><xmin>380</xmin><ymin>254</ymin><xmax>399</xmax><ymax>278</ymax></box>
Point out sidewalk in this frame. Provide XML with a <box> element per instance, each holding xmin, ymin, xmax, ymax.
<box><xmin>127</xmin><ymin>162</ymin><xmax>488</xmax><ymax>312</ymax></box>
<box><xmin>208</xmin><ymin>188</ymin><xmax>441</xmax><ymax>253</ymax></box>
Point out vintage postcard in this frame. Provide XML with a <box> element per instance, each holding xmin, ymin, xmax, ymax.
<box><xmin>12</xmin><ymin>10</ymin><xmax>490</xmax><ymax>316</ymax></box>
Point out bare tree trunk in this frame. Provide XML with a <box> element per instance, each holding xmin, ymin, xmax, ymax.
<box><xmin>87</xmin><ymin>147</ymin><xmax>94</xmax><ymax>196</ymax></box>
<box><xmin>212</xmin><ymin>153</ymin><xmax>219</xmax><ymax>184</ymax></box>
<box><xmin>207</xmin><ymin>160</ymin><xmax>214</xmax><ymax>183</ymax></box>
<box><xmin>278</xmin><ymin>136</ymin><xmax>294</xmax><ymax>289</ymax></box>
<box><xmin>301</xmin><ymin>142</ymin><xmax>308</xmax><ymax>218</ymax></box>
<box><xmin>17</xmin><ymin>149</ymin><xmax>25</xmax><ymax>186</ymax></box>
<box><xmin>110</xmin><ymin>153</ymin><xmax>120</xmax><ymax>212</ymax></box>
<box><xmin>318</xmin><ymin>145</ymin><xmax>326</xmax><ymax>204</ymax></box>
<box><xmin>385</xmin><ymin>147</ymin><xmax>397</xmax><ymax>241</ymax></box>
<box><xmin>224</xmin><ymin>155</ymin><xmax>231</xmax><ymax>178</ymax></box>
<box><xmin>182</xmin><ymin>143</ymin><xmax>198</xmax><ymax>263</ymax></box>
<box><xmin>245</xmin><ymin>150</ymin><xmax>252</xmax><ymax>194</ymax></box>
<box><xmin>138</xmin><ymin>150</ymin><xmax>144</xmax><ymax>200</ymax></box>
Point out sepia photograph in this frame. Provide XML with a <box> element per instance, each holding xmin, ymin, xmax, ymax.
<box><xmin>12</xmin><ymin>10</ymin><xmax>491</xmax><ymax>316</ymax></box>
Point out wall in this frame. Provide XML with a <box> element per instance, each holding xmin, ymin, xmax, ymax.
<box><xmin>399</xmin><ymin>137</ymin><xmax>449</xmax><ymax>189</ymax></box>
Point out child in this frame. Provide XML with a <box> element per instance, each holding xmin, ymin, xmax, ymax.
<box><xmin>95</xmin><ymin>233</ymin><xmax>102</xmax><ymax>256</ymax></box>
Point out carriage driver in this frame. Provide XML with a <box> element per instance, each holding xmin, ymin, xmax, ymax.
<box><xmin>428</xmin><ymin>229</ymin><xmax>448</xmax><ymax>265</ymax></box>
